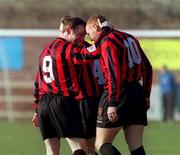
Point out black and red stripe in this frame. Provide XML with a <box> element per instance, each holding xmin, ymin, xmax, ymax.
<box><xmin>97</xmin><ymin>28</ymin><xmax>153</xmax><ymax>106</ymax></box>
<box><xmin>33</xmin><ymin>38</ymin><xmax>101</xmax><ymax>111</ymax></box>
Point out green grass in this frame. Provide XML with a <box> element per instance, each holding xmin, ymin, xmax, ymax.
<box><xmin>0</xmin><ymin>121</ymin><xmax>180</xmax><ymax>155</ymax></box>
<box><xmin>113</xmin><ymin>122</ymin><xmax>180</xmax><ymax>155</ymax></box>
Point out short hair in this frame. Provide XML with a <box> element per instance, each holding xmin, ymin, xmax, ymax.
<box><xmin>87</xmin><ymin>14</ymin><xmax>107</xmax><ymax>26</ymax></box>
<box><xmin>60</xmin><ymin>16</ymin><xmax>86</xmax><ymax>32</ymax></box>
<box><xmin>74</xmin><ymin>17</ymin><xmax>86</xmax><ymax>27</ymax></box>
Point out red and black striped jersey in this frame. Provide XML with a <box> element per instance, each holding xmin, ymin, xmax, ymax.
<box><xmin>75</xmin><ymin>40</ymin><xmax>102</xmax><ymax>98</ymax></box>
<box><xmin>97</xmin><ymin>28</ymin><xmax>153</xmax><ymax>106</ymax></box>
<box><xmin>33</xmin><ymin>38</ymin><xmax>100</xmax><ymax>110</ymax></box>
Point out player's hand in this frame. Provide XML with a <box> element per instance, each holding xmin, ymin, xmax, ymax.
<box><xmin>31</xmin><ymin>113</ymin><xmax>39</xmax><ymax>128</ymax></box>
<box><xmin>107</xmin><ymin>107</ymin><xmax>119</xmax><ymax>123</ymax></box>
<box><xmin>145</xmin><ymin>98</ymin><xmax>150</xmax><ymax>110</ymax></box>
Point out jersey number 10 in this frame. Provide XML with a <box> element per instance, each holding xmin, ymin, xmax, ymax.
<box><xmin>124</xmin><ymin>37</ymin><xmax>141</xmax><ymax>68</ymax></box>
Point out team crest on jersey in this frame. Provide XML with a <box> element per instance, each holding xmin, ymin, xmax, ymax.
<box><xmin>87</xmin><ymin>44</ymin><xmax>96</xmax><ymax>52</ymax></box>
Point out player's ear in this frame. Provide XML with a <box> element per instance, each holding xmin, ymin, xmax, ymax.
<box><xmin>92</xmin><ymin>24</ymin><xmax>98</xmax><ymax>31</ymax></box>
<box><xmin>93</xmin><ymin>24</ymin><xmax>101</xmax><ymax>32</ymax></box>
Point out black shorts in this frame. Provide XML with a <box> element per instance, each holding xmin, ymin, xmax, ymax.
<box><xmin>97</xmin><ymin>81</ymin><xmax>148</xmax><ymax>128</ymax></box>
<box><xmin>79</xmin><ymin>96</ymin><xmax>99</xmax><ymax>138</ymax></box>
<box><xmin>38</xmin><ymin>94</ymin><xmax>99</xmax><ymax>140</ymax></box>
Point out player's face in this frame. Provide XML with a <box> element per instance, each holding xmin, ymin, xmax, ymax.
<box><xmin>59</xmin><ymin>23</ymin><xmax>68</xmax><ymax>39</ymax></box>
<box><xmin>59</xmin><ymin>23</ymin><xmax>75</xmax><ymax>41</ymax></box>
<box><xmin>86</xmin><ymin>24</ymin><xmax>99</xmax><ymax>41</ymax></box>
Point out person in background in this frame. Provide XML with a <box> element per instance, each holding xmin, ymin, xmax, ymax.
<box><xmin>31</xmin><ymin>16</ymin><xmax>100</xmax><ymax>155</ymax></box>
<box><xmin>86</xmin><ymin>14</ymin><xmax>153</xmax><ymax>155</ymax></box>
<box><xmin>159</xmin><ymin>65</ymin><xmax>177</xmax><ymax>122</ymax></box>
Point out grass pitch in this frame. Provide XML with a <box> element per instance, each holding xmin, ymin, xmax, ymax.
<box><xmin>0</xmin><ymin>121</ymin><xmax>180</xmax><ymax>155</ymax></box>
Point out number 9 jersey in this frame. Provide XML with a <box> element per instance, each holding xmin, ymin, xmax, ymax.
<box><xmin>33</xmin><ymin>38</ymin><xmax>101</xmax><ymax>111</ymax></box>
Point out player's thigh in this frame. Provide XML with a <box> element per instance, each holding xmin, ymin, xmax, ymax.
<box><xmin>95</xmin><ymin>127</ymin><xmax>121</xmax><ymax>150</ymax></box>
<box><xmin>66</xmin><ymin>138</ymin><xmax>87</xmax><ymax>153</ymax></box>
<box><xmin>38</xmin><ymin>95</ymin><xmax>59</xmax><ymax>140</ymax></box>
<box><xmin>124</xmin><ymin>125</ymin><xmax>144</xmax><ymax>151</ymax></box>
<box><xmin>44</xmin><ymin>138</ymin><xmax>60</xmax><ymax>155</ymax></box>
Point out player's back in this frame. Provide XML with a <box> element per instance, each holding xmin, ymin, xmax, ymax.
<box><xmin>39</xmin><ymin>38</ymin><xmax>82</xmax><ymax>98</ymax></box>
<box><xmin>106</xmin><ymin>29</ymin><xmax>148</xmax><ymax>83</ymax></box>
<box><xmin>105</xmin><ymin>29</ymin><xmax>152</xmax><ymax>98</ymax></box>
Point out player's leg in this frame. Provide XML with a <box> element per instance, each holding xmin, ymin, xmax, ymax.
<box><xmin>96</xmin><ymin>127</ymin><xmax>122</xmax><ymax>155</ymax></box>
<box><xmin>66</xmin><ymin>138</ymin><xmax>87</xmax><ymax>155</ymax></box>
<box><xmin>85</xmin><ymin>137</ymin><xmax>96</xmax><ymax>155</ymax></box>
<box><xmin>44</xmin><ymin>138</ymin><xmax>60</xmax><ymax>155</ymax></box>
<box><xmin>79</xmin><ymin>96</ymin><xmax>99</xmax><ymax>155</ymax></box>
<box><xmin>124</xmin><ymin>125</ymin><xmax>145</xmax><ymax>155</ymax></box>
<box><xmin>123</xmin><ymin>82</ymin><xmax>147</xmax><ymax>155</ymax></box>
<box><xmin>38</xmin><ymin>95</ymin><xmax>61</xmax><ymax>155</ymax></box>
<box><xmin>96</xmin><ymin>90</ymin><xmax>122</xmax><ymax>155</ymax></box>
<box><xmin>66</xmin><ymin>137</ymin><xmax>98</xmax><ymax>155</ymax></box>
<box><xmin>64</xmin><ymin>98</ymin><xmax>87</xmax><ymax>155</ymax></box>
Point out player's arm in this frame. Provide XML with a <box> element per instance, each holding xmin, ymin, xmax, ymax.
<box><xmin>32</xmin><ymin>71</ymin><xmax>41</xmax><ymax>127</ymax></box>
<box><xmin>66</xmin><ymin>43</ymin><xmax>101</xmax><ymax>64</ymax></box>
<box><xmin>33</xmin><ymin>71</ymin><xmax>40</xmax><ymax>113</ymax></box>
<box><xmin>101</xmin><ymin>38</ymin><xmax>124</xmax><ymax>122</ymax></box>
<box><xmin>138</xmin><ymin>44</ymin><xmax>153</xmax><ymax>109</ymax></box>
<box><xmin>101</xmin><ymin>38</ymin><xmax>122</xmax><ymax>107</ymax></box>
<box><xmin>139</xmin><ymin>45</ymin><xmax>153</xmax><ymax>99</ymax></box>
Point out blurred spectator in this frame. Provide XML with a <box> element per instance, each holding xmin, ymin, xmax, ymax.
<box><xmin>159</xmin><ymin>65</ymin><xmax>177</xmax><ymax>122</ymax></box>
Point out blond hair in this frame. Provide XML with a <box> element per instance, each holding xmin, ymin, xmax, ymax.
<box><xmin>87</xmin><ymin>14</ymin><xmax>107</xmax><ymax>26</ymax></box>
<box><xmin>87</xmin><ymin>14</ymin><xmax>112</xmax><ymax>29</ymax></box>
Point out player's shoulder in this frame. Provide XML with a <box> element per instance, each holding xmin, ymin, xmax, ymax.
<box><xmin>119</xmin><ymin>30</ymin><xmax>138</xmax><ymax>41</ymax></box>
<box><xmin>41</xmin><ymin>38</ymin><xmax>65</xmax><ymax>53</ymax></box>
<box><xmin>105</xmin><ymin>29</ymin><xmax>130</xmax><ymax>43</ymax></box>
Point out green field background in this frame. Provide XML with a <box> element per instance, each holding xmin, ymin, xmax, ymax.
<box><xmin>0</xmin><ymin>121</ymin><xmax>180</xmax><ymax>155</ymax></box>
<box><xmin>140</xmin><ymin>39</ymin><xmax>180</xmax><ymax>70</ymax></box>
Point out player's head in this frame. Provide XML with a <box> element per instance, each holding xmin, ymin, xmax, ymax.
<box><xmin>86</xmin><ymin>14</ymin><xmax>112</xmax><ymax>41</ymax></box>
<box><xmin>59</xmin><ymin>16</ymin><xmax>86</xmax><ymax>42</ymax></box>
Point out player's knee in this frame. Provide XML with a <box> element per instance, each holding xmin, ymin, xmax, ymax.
<box><xmin>45</xmin><ymin>145</ymin><xmax>59</xmax><ymax>155</ymax></box>
<box><xmin>95</xmin><ymin>137</ymin><xmax>104</xmax><ymax>151</ymax></box>
<box><xmin>73</xmin><ymin>149</ymin><xmax>86</xmax><ymax>155</ymax></box>
<box><xmin>131</xmin><ymin>146</ymin><xmax>146</xmax><ymax>155</ymax></box>
<box><xmin>99</xmin><ymin>143</ymin><xmax>121</xmax><ymax>155</ymax></box>
<box><xmin>95</xmin><ymin>141</ymin><xmax>101</xmax><ymax>151</ymax></box>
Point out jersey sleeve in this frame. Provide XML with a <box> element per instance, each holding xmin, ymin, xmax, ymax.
<box><xmin>139</xmin><ymin>45</ymin><xmax>153</xmax><ymax>98</ymax></box>
<box><xmin>33</xmin><ymin>71</ymin><xmax>41</xmax><ymax>113</ymax></box>
<box><xmin>101</xmin><ymin>38</ymin><xmax>122</xmax><ymax>107</ymax></box>
<box><xmin>67</xmin><ymin>43</ymin><xmax>101</xmax><ymax>64</ymax></box>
